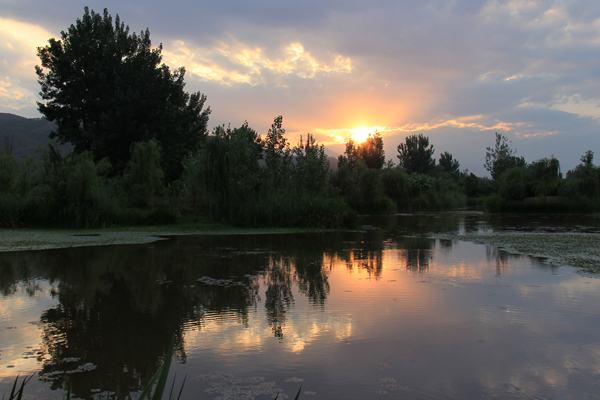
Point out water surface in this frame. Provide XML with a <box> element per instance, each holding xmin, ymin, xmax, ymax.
<box><xmin>0</xmin><ymin>213</ymin><xmax>599</xmax><ymax>399</ymax></box>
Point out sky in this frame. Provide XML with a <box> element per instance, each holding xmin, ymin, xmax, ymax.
<box><xmin>1</xmin><ymin>0</ymin><xmax>600</xmax><ymax>176</ymax></box>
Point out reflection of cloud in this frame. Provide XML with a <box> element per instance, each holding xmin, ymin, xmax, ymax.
<box><xmin>162</xmin><ymin>38</ymin><xmax>352</xmax><ymax>86</ymax></box>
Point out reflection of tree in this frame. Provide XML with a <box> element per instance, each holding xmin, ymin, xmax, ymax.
<box><xmin>352</xmin><ymin>249</ymin><xmax>384</xmax><ymax>277</ymax></box>
<box><xmin>0</xmin><ymin>237</ymin><xmax>268</xmax><ymax>399</ymax></box>
<box><xmin>295</xmin><ymin>260</ymin><xmax>330</xmax><ymax>306</ymax></box>
<box><xmin>0</xmin><ymin>253</ymin><xmax>51</xmax><ymax>297</ymax></box>
<box><xmin>485</xmin><ymin>245</ymin><xmax>558</xmax><ymax>276</ymax></box>
<box><xmin>396</xmin><ymin>237</ymin><xmax>434</xmax><ymax>273</ymax></box>
<box><xmin>0</xmin><ymin>229</ymin><xmax>392</xmax><ymax>396</ymax></box>
<box><xmin>438</xmin><ymin>238</ymin><xmax>453</xmax><ymax>251</ymax></box>
<box><xmin>329</xmin><ymin>230</ymin><xmax>385</xmax><ymax>278</ymax></box>
<box><xmin>264</xmin><ymin>256</ymin><xmax>294</xmax><ymax>339</ymax></box>
<box><xmin>486</xmin><ymin>245</ymin><xmax>510</xmax><ymax>277</ymax></box>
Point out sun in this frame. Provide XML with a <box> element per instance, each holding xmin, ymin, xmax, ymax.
<box><xmin>350</xmin><ymin>127</ymin><xmax>373</xmax><ymax>143</ymax></box>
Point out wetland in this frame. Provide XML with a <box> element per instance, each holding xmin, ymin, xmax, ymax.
<box><xmin>0</xmin><ymin>212</ymin><xmax>599</xmax><ymax>400</ymax></box>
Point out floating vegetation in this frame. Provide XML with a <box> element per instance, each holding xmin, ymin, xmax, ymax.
<box><xmin>195</xmin><ymin>372</ymin><xmax>300</xmax><ymax>400</ymax></box>
<box><xmin>197</xmin><ymin>276</ymin><xmax>244</xmax><ymax>287</ymax></box>
<box><xmin>440</xmin><ymin>232</ymin><xmax>600</xmax><ymax>274</ymax></box>
<box><xmin>39</xmin><ymin>360</ymin><xmax>97</xmax><ymax>381</ymax></box>
<box><xmin>0</xmin><ymin>230</ymin><xmax>168</xmax><ymax>252</ymax></box>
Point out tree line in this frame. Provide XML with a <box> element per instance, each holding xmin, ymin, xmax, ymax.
<box><xmin>0</xmin><ymin>7</ymin><xmax>598</xmax><ymax>228</ymax></box>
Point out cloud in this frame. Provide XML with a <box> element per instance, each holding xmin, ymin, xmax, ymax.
<box><xmin>1</xmin><ymin>0</ymin><xmax>600</xmax><ymax>172</ymax></box>
<box><xmin>0</xmin><ymin>17</ymin><xmax>51</xmax><ymax>114</ymax></box>
<box><xmin>162</xmin><ymin>38</ymin><xmax>352</xmax><ymax>86</ymax></box>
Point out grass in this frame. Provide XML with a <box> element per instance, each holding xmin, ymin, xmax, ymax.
<box><xmin>2</xmin><ymin>375</ymin><xmax>32</xmax><ymax>400</ymax></box>
<box><xmin>0</xmin><ymin>221</ymin><xmax>337</xmax><ymax>252</ymax></box>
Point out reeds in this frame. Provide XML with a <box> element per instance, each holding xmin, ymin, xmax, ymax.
<box><xmin>2</xmin><ymin>375</ymin><xmax>32</xmax><ymax>400</ymax></box>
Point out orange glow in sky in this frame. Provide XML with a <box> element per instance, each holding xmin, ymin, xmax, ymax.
<box><xmin>350</xmin><ymin>127</ymin><xmax>373</xmax><ymax>143</ymax></box>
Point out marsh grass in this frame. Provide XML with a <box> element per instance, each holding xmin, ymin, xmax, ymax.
<box><xmin>2</xmin><ymin>375</ymin><xmax>32</xmax><ymax>400</ymax></box>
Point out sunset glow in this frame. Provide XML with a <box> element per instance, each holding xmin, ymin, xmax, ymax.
<box><xmin>349</xmin><ymin>127</ymin><xmax>374</xmax><ymax>143</ymax></box>
<box><xmin>2</xmin><ymin>1</ymin><xmax>600</xmax><ymax>174</ymax></box>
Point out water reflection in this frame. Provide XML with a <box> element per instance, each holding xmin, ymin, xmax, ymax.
<box><xmin>0</xmin><ymin>213</ymin><xmax>598</xmax><ymax>400</ymax></box>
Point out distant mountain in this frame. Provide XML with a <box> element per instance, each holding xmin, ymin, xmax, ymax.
<box><xmin>0</xmin><ymin>113</ymin><xmax>56</xmax><ymax>161</ymax></box>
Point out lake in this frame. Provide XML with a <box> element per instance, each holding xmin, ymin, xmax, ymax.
<box><xmin>0</xmin><ymin>213</ymin><xmax>599</xmax><ymax>400</ymax></box>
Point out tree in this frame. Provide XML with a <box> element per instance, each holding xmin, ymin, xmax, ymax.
<box><xmin>122</xmin><ymin>140</ymin><xmax>164</xmax><ymax>207</ymax></box>
<box><xmin>397</xmin><ymin>134</ymin><xmax>435</xmax><ymax>174</ymax></box>
<box><xmin>292</xmin><ymin>133</ymin><xmax>330</xmax><ymax>195</ymax></box>
<box><xmin>359</xmin><ymin>132</ymin><xmax>385</xmax><ymax>169</ymax></box>
<box><xmin>183</xmin><ymin>122</ymin><xmax>263</xmax><ymax>220</ymax></box>
<box><xmin>36</xmin><ymin>7</ymin><xmax>210</xmax><ymax>181</ymax></box>
<box><xmin>581</xmin><ymin>150</ymin><xmax>594</xmax><ymax>166</ymax></box>
<box><xmin>528</xmin><ymin>157</ymin><xmax>561</xmax><ymax>197</ymax></box>
<box><xmin>484</xmin><ymin>132</ymin><xmax>526</xmax><ymax>181</ymax></box>
<box><xmin>264</xmin><ymin>116</ymin><xmax>292</xmax><ymax>189</ymax></box>
<box><xmin>438</xmin><ymin>151</ymin><xmax>460</xmax><ymax>179</ymax></box>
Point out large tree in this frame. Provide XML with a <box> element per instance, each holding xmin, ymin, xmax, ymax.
<box><xmin>36</xmin><ymin>7</ymin><xmax>210</xmax><ymax>181</ymax></box>
<box><xmin>397</xmin><ymin>134</ymin><xmax>435</xmax><ymax>174</ymax></box>
<box><xmin>484</xmin><ymin>132</ymin><xmax>526</xmax><ymax>181</ymax></box>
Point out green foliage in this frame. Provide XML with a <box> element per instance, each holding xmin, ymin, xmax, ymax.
<box><xmin>438</xmin><ymin>151</ymin><xmax>460</xmax><ymax>180</ymax></box>
<box><xmin>483</xmin><ymin>195</ymin><xmax>503</xmax><ymax>213</ymax></box>
<box><xmin>461</xmin><ymin>172</ymin><xmax>493</xmax><ymax>198</ymax></box>
<box><xmin>484</xmin><ymin>132</ymin><xmax>526</xmax><ymax>181</ymax></box>
<box><xmin>36</xmin><ymin>7</ymin><xmax>210</xmax><ymax>180</ymax></box>
<box><xmin>21</xmin><ymin>149</ymin><xmax>118</xmax><ymax>228</ymax></box>
<box><xmin>527</xmin><ymin>156</ymin><xmax>561</xmax><ymax>197</ymax></box>
<box><xmin>381</xmin><ymin>167</ymin><xmax>410</xmax><ymax>208</ymax></box>
<box><xmin>397</xmin><ymin>134</ymin><xmax>435</xmax><ymax>174</ymax></box>
<box><xmin>264</xmin><ymin>116</ymin><xmax>292</xmax><ymax>190</ymax></box>
<box><xmin>498</xmin><ymin>167</ymin><xmax>528</xmax><ymax>201</ymax></box>
<box><xmin>0</xmin><ymin>193</ymin><xmax>22</xmax><ymax>228</ymax></box>
<box><xmin>183</xmin><ymin>122</ymin><xmax>263</xmax><ymax>222</ymax></box>
<box><xmin>580</xmin><ymin>150</ymin><xmax>594</xmax><ymax>166</ymax></box>
<box><xmin>243</xmin><ymin>192</ymin><xmax>352</xmax><ymax>228</ymax></box>
<box><xmin>2</xmin><ymin>375</ymin><xmax>33</xmax><ymax>400</ymax></box>
<box><xmin>0</xmin><ymin>154</ymin><xmax>18</xmax><ymax>193</ymax></box>
<box><xmin>292</xmin><ymin>133</ymin><xmax>330</xmax><ymax>195</ymax></box>
<box><xmin>122</xmin><ymin>140</ymin><xmax>164</xmax><ymax>207</ymax></box>
<box><xmin>562</xmin><ymin>160</ymin><xmax>600</xmax><ymax>199</ymax></box>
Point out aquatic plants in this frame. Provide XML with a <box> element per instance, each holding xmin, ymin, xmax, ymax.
<box><xmin>2</xmin><ymin>375</ymin><xmax>32</xmax><ymax>400</ymax></box>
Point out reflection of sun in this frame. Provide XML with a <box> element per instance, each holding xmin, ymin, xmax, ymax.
<box><xmin>350</xmin><ymin>127</ymin><xmax>372</xmax><ymax>143</ymax></box>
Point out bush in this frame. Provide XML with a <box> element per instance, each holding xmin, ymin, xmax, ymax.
<box><xmin>0</xmin><ymin>193</ymin><xmax>22</xmax><ymax>228</ymax></box>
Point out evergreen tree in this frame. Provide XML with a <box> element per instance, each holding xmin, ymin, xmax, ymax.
<box><xmin>438</xmin><ymin>151</ymin><xmax>460</xmax><ymax>179</ymax></box>
<box><xmin>36</xmin><ymin>7</ymin><xmax>210</xmax><ymax>181</ymax></box>
<box><xmin>397</xmin><ymin>134</ymin><xmax>435</xmax><ymax>174</ymax></box>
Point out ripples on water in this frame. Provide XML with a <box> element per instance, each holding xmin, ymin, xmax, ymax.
<box><xmin>0</xmin><ymin>213</ymin><xmax>599</xmax><ymax>400</ymax></box>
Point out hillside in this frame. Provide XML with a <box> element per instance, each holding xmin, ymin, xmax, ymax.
<box><xmin>0</xmin><ymin>113</ymin><xmax>56</xmax><ymax>161</ymax></box>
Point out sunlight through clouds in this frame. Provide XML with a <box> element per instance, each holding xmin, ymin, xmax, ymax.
<box><xmin>314</xmin><ymin>116</ymin><xmax>531</xmax><ymax>145</ymax></box>
<box><xmin>162</xmin><ymin>38</ymin><xmax>352</xmax><ymax>86</ymax></box>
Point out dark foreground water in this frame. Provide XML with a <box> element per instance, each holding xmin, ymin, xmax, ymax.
<box><xmin>1</xmin><ymin>213</ymin><xmax>599</xmax><ymax>400</ymax></box>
